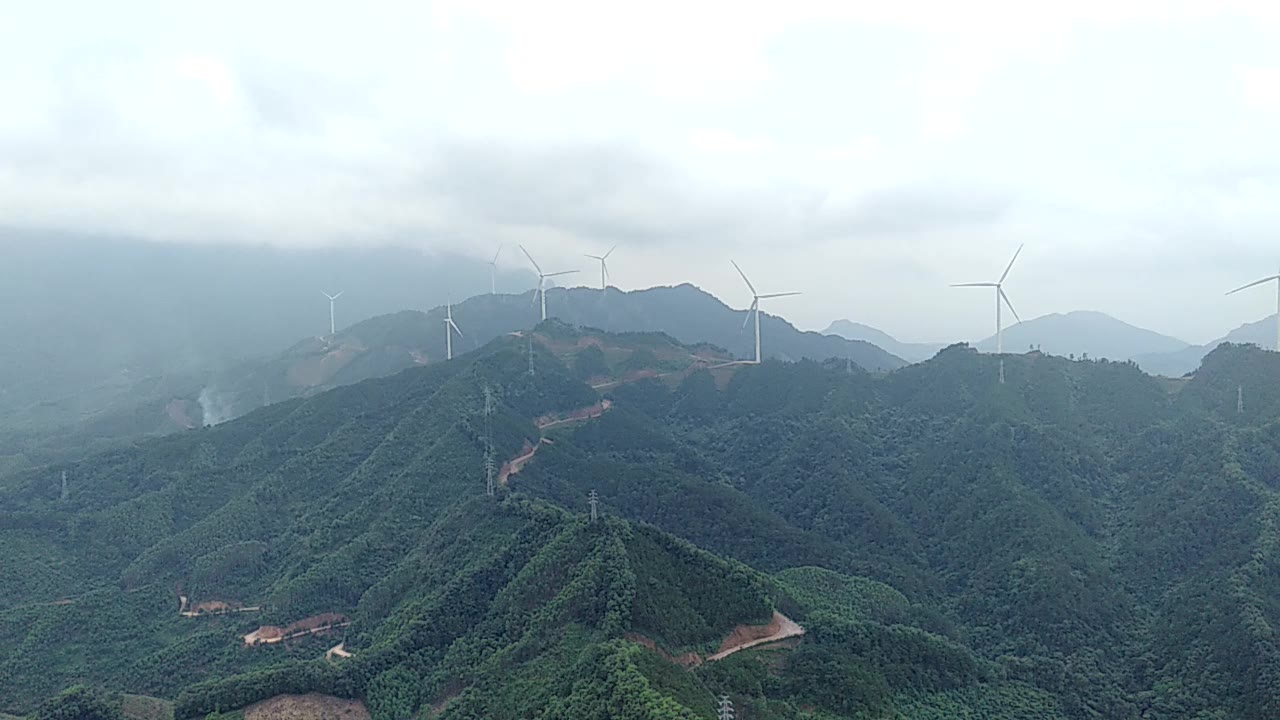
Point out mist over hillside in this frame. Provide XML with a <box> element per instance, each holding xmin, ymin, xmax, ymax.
<box><xmin>0</xmin><ymin>231</ymin><xmax>532</xmax><ymax>431</ymax></box>
<box><xmin>177</xmin><ymin>285</ymin><xmax>904</xmax><ymax>428</ymax></box>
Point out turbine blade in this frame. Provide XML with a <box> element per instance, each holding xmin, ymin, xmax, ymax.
<box><xmin>584</xmin><ymin>254</ymin><xmax>602</xmax><ymax>260</ymax></box>
<box><xmin>757</xmin><ymin>292</ymin><xmax>801</xmax><ymax>299</ymax></box>
<box><xmin>519</xmin><ymin>244</ymin><xmax>542</xmax><ymax>274</ymax></box>
<box><xmin>603</xmin><ymin>245</ymin><xmax>616</xmax><ymax>259</ymax></box>
<box><xmin>951</xmin><ymin>282</ymin><xmax>998</xmax><ymax>287</ymax></box>
<box><xmin>449</xmin><ymin>319</ymin><xmax>463</xmax><ymax>336</ymax></box>
<box><xmin>603</xmin><ymin>261</ymin><xmax>610</xmax><ymax>281</ymax></box>
<box><xmin>545</xmin><ymin>270</ymin><xmax>579</xmax><ymax>277</ymax></box>
<box><xmin>731</xmin><ymin>260</ymin><xmax>757</xmax><ymax>295</ymax></box>
<box><xmin>1226</xmin><ymin>276</ymin><xmax>1280</xmax><ymax>295</ymax></box>
<box><xmin>1000</xmin><ymin>287</ymin><xmax>1022</xmax><ymax>324</ymax></box>
<box><xmin>492</xmin><ymin>245</ymin><xmax>502</xmax><ymax>264</ymax></box>
<box><xmin>531</xmin><ymin>288</ymin><xmax>539</xmax><ymax>307</ymax></box>
<box><xmin>741</xmin><ymin>299</ymin><xmax>758</xmax><ymax>330</ymax></box>
<box><xmin>998</xmin><ymin>243</ymin><xmax>1024</xmax><ymax>284</ymax></box>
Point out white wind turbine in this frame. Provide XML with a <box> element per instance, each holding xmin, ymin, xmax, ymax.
<box><xmin>323</xmin><ymin>291</ymin><xmax>344</xmax><ymax>336</ymax></box>
<box><xmin>519</xmin><ymin>245</ymin><xmax>579</xmax><ymax>321</ymax></box>
<box><xmin>952</xmin><ymin>244</ymin><xmax>1024</xmax><ymax>383</ymax></box>
<box><xmin>1226</xmin><ymin>267</ymin><xmax>1280</xmax><ymax>351</ymax></box>
<box><xmin>731</xmin><ymin>260</ymin><xmax>800</xmax><ymax>365</ymax></box>
<box><xmin>488</xmin><ymin>245</ymin><xmax>502</xmax><ymax>294</ymax></box>
<box><xmin>584</xmin><ymin>246</ymin><xmax>616</xmax><ymax>289</ymax></box>
<box><xmin>443</xmin><ymin>302</ymin><xmax>463</xmax><ymax>360</ymax></box>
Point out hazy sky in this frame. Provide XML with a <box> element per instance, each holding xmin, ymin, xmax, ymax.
<box><xmin>4</xmin><ymin>1</ymin><xmax>1280</xmax><ymax>343</ymax></box>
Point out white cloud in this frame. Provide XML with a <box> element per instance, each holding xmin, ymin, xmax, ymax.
<box><xmin>3</xmin><ymin>0</ymin><xmax>1280</xmax><ymax>342</ymax></box>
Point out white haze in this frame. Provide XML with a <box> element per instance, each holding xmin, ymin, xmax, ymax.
<box><xmin>4</xmin><ymin>1</ymin><xmax>1280</xmax><ymax>344</ymax></box>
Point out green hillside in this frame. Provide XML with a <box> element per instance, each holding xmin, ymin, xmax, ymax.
<box><xmin>5</xmin><ymin>332</ymin><xmax>1280</xmax><ymax>718</ymax></box>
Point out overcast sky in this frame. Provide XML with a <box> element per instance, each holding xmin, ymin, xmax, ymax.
<box><xmin>4</xmin><ymin>1</ymin><xmax>1280</xmax><ymax>343</ymax></box>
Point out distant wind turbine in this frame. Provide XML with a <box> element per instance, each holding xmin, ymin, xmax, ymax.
<box><xmin>444</xmin><ymin>302</ymin><xmax>463</xmax><ymax>360</ymax></box>
<box><xmin>323</xmin><ymin>291</ymin><xmax>344</xmax><ymax>336</ymax></box>
<box><xmin>584</xmin><ymin>246</ymin><xmax>616</xmax><ymax>289</ymax></box>
<box><xmin>731</xmin><ymin>260</ymin><xmax>800</xmax><ymax>365</ymax></box>
<box><xmin>519</xmin><ymin>245</ymin><xmax>579</xmax><ymax>321</ymax></box>
<box><xmin>952</xmin><ymin>244</ymin><xmax>1023</xmax><ymax>383</ymax></box>
<box><xmin>488</xmin><ymin>245</ymin><xmax>502</xmax><ymax>294</ymax></box>
<box><xmin>1226</xmin><ymin>268</ymin><xmax>1280</xmax><ymax>351</ymax></box>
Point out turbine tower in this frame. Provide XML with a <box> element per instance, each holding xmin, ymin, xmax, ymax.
<box><xmin>519</xmin><ymin>245</ymin><xmax>579</xmax><ymax>321</ymax></box>
<box><xmin>444</xmin><ymin>302</ymin><xmax>464</xmax><ymax>360</ymax></box>
<box><xmin>1226</xmin><ymin>268</ymin><xmax>1280</xmax><ymax>351</ymax></box>
<box><xmin>731</xmin><ymin>260</ymin><xmax>800</xmax><ymax>365</ymax></box>
<box><xmin>584</xmin><ymin>246</ymin><xmax>616</xmax><ymax>289</ymax></box>
<box><xmin>952</xmin><ymin>244</ymin><xmax>1024</xmax><ymax>383</ymax></box>
<box><xmin>323</xmin><ymin>291</ymin><xmax>344</xmax><ymax>336</ymax></box>
<box><xmin>488</xmin><ymin>245</ymin><xmax>502</xmax><ymax>294</ymax></box>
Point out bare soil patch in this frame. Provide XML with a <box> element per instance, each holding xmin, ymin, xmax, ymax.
<box><xmin>707</xmin><ymin>612</ymin><xmax>804</xmax><ymax>661</ymax></box>
<box><xmin>245</xmin><ymin>613</ymin><xmax>349</xmax><ymax>646</ymax></box>
<box><xmin>244</xmin><ymin>694</ymin><xmax>369</xmax><ymax>720</ymax></box>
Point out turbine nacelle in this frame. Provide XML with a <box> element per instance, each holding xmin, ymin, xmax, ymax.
<box><xmin>585</xmin><ymin>245</ymin><xmax>617</xmax><ymax>289</ymax></box>
<box><xmin>951</xmin><ymin>244</ymin><xmax>1024</xmax><ymax>382</ymax></box>
<box><xmin>731</xmin><ymin>260</ymin><xmax>800</xmax><ymax>364</ymax></box>
<box><xmin>444</xmin><ymin>302</ymin><xmax>464</xmax><ymax>360</ymax></box>
<box><xmin>519</xmin><ymin>244</ymin><xmax>580</xmax><ymax>321</ymax></box>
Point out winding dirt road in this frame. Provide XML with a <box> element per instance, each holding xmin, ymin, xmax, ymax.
<box><xmin>706</xmin><ymin>612</ymin><xmax>804</xmax><ymax>662</ymax></box>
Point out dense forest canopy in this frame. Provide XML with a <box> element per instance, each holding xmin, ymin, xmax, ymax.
<box><xmin>2</xmin><ymin>329</ymin><xmax>1278</xmax><ymax>719</ymax></box>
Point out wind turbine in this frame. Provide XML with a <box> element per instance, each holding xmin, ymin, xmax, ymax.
<box><xmin>519</xmin><ymin>245</ymin><xmax>579</xmax><ymax>321</ymax></box>
<box><xmin>1226</xmin><ymin>267</ymin><xmax>1280</xmax><ymax>351</ymax></box>
<box><xmin>323</xmin><ymin>291</ymin><xmax>344</xmax><ymax>336</ymax></box>
<box><xmin>443</xmin><ymin>302</ymin><xmax>463</xmax><ymax>360</ymax></box>
<box><xmin>731</xmin><ymin>260</ymin><xmax>800</xmax><ymax>364</ymax></box>
<box><xmin>488</xmin><ymin>245</ymin><xmax>502</xmax><ymax>294</ymax></box>
<box><xmin>952</xmin><ymin>244</ymin><xmax>1023</xmax><ymax>383</ymax></box>
<box><xmin>584</xmin><ymin>246</ymin><xmax>616</xmax><ymax>289</ymax></box>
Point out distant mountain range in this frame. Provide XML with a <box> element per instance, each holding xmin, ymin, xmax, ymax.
<box><xmin>974</xmin><ymin>310</ymin><xmax>1191</xmax><ymax>362</ymax></box>
<box><xmin>1136</xmin><ymin>314</ymin><xmax>1279</xmax><ymax>377</ymax></box>
<box><xmin>200</xmin><ymin>284</ymin><xmax>906</xmax><ymax>425</ymax></box>
<box><xmin>827</xmin><ymin>310</ymin><xmax>1194</xmax><ymax>368</ymax></box>
<box><xmin>823</xmin><ymin>320</ymin><xmax>945</xmax><ymax>362</ymax></box>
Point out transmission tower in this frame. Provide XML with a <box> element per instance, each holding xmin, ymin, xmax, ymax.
<box><xmin>717</xmin><ymin>694</ymin><xmax>734</xmax><ymax>720</ymax></box>
<box><xmin>589</xmin><ymin>490</ymin><xmax>599</xmax><ymax>523</ymax></box>
<box><xmin>528</xmin><ymin>335</ymin><xmax>536</xmax><ymax>376</ymax></box>
<box><xmin>1239</xmin><ymin>384</ymin><xmax>1245</xmax><ymax>414</ymax></box>
<box><xmin>60</xmin><ymin>470</ymin><xmax>69</xmax><ymax>501</ymax></box>
<box><xmin>484</xmin><ymin>384</ymin><xmax>496</xmax><ymax>497</ymax></box>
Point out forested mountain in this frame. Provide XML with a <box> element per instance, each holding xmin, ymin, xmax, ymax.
<box><xmin>0</xmin><ymin>284</ymin><xmax>902</xmax><ymax>476</ymax></box>
<box><xmin>974</xmin><ymin>310</ymin><xmax>1190</xmax><ymax>363</ymax></box>
<box><xmin>0</xmin><ymin>231</ymin><xmax>533</xmax><ymax>441</ymax></box>
<box><xmin>196</xmin><ymin>285</ymin><xmax>903</xmax><ymax>423</ymax></box>
<box><xmin>822</xmin><ymin>319</ymin><xmax>945</xmax><ymax>362</ymax></box>
<box><xmin>4</xmin><ymin>325</ymin><xmax>1279</xmax><ymax>719</ymax></box>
